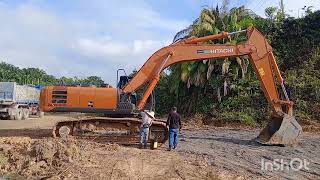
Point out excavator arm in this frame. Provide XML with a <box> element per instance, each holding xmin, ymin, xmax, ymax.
<box><xmin>40</xmin><ymin>27</ymin><xmax>301</xmax><ymax>146</ymax></box>
<box><xmin>124</xmin><ymin>27</ymin><xmax>287</xmax><ymax>113</ymax></box>
<box><xmin>123</xmin><ymin>27</ymin><xmax>302</xmax><ymax>145</ymax></box>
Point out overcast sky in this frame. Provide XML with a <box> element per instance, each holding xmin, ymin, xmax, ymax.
<box><xmin>0</xmin><ymin>0</ymin><xmax>319</xmax><ymax>85</ymax></box>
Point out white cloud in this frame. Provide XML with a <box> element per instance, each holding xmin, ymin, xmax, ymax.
<box><xmin>77</xmin><ymin>37</ymin><xmax>131</xmax><ymax>58</ymax></box>
<box><xmin>0</xmin><ymin>1</ymin><xmax>188</xmax><ymax>85</ymax></box>
<box><xmin>75</xmin><ymin>37</ymin><xmax>170</xmax><ymax>67</ymax></box>
<box><xmin>4</xmin><ymin>0</ymin><xmax>317</xmax><ymax>87</ymax></box>
<box><xmin>133</xmin><ymin>40</ymin><xmax>170</xmax><ymax>54</ymax></box>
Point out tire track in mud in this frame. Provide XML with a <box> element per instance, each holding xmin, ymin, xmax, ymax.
<box><xmin>176</xmin><ymin>128</ymin><xmax>320</xmax><ymax>179</ymax></box>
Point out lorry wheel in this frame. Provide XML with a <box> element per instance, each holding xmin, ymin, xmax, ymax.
<box><xmin>22</xmin><ymin>109</ymin><xmax>29</xmax><ymax>120</ymax></box>
<box><xmin>14</xmin><ymin>109</ymin><xmax>23</xmax><ymax>120</ymax></box>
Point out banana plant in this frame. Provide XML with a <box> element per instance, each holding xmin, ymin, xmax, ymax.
<box><xmin>171</xmin><ymin>5</ymin><xmax>255</xmax><ymax>102</ymax></box>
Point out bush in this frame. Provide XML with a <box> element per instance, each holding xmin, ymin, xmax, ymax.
<box><xmin>219</xmin><ymin>111</ymin><xmax>257</xmax><ymax>127</ymax></box>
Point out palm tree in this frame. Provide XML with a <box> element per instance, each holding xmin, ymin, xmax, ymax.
<box><xmin>171</xmin><ymin>5</ymin><xmax>256</xmax><ymax>103</ymax></box>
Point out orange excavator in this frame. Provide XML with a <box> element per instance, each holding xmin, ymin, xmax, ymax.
<box><xmin>40</xmin><ymin>27</ymin><xmax>302</xmax><ymax>146</ymax></box>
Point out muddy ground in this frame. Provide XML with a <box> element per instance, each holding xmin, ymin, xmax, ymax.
<box><xmin>0</xmin><ymin>114</ymin><xmax>319</xmax><ymax>179</ymax></box>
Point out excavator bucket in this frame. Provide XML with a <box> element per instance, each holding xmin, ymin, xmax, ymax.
<box><xmin>256</xmin><ymin>114</ymin><xmax>302</xmax><ymax>146</ymax></box>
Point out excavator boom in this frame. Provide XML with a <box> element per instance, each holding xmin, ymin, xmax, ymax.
<box><xmin>122</xmin><ymin>27</ymin><xmax>302</xmax><ymax>145</ymax></box>
<box><xmin>40</xmin><ymin>27</ymin><xmax>302</xmax><ymax>146</ymax></box>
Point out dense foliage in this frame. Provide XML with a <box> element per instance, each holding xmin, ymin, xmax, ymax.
<box><xmin>155</xmin><ymin>6</ymin><xmax>320</xmax><ymax>124</ymax></box>
<box><xmin>273</xmin><ymin>11</ymin><xmax>320</xmax><ymax>121</ymax></box>
<box><xmin>0</xmin><ymin>62</ymin><xmax>105</xmax><ymax>87</ymax></box>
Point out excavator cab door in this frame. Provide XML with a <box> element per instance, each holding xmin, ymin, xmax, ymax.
<box><xmin>117</xmin><ymin>68</ymin><xmax>129</xmax><ymax>89</ymax></box>
<box><xmin>118</xmin><ymin>76</ymin><xmax>130</xmax><ymax>89</ymax></box>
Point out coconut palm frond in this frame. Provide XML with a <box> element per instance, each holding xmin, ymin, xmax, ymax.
<box><xmin>170</xmin><ymin>4</ymin><xmax>258</xmax><ymax>103</ymax></box>
<box><xmin>222</xmin><ymin>58</ymin><xmax>231</xmax><ymax>75</ymax></box>
<box><xmin>181</xmin><ymin>63</ymin><xmax>190</xmax><ymax>82</ymax></box>
<box><xmin>223</xmin><ymin>80</ymin><xmax>228</xmax><ymax>96</ymax></box>
<box><xmin>187</xmin><ymin>77</ymin><xmax>192</xmax><ymax>88</ymax></box>
<box><xmin>201</xmin><ymin>11</ymin><xmax>215</xmax><ymax>25</ymax></box>
<box><xmin>201</xmin><ymin>22</ymin><xmax>214</xmax><ymax>33</ymax></box>
<box><xmin>207</xmin><ymin>63</ymin><xmax>214</xmax><ymax>80</ymax></box>
<box><xmin>173</xmin><ymin>26</ymin><xmax>192</xmax><ymax>42</ymax></box>
<box><xmin>217</xmin><ymin>87</ymin><xmax>222</xmax><ymax>102</ymax></box>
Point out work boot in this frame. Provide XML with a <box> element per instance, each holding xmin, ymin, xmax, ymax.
<box><xmin>167</xmin><ymin>147</ymin><xmax>172</xmax><ymax>151</ymax></box>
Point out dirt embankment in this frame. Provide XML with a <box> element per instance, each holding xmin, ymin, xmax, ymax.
<box><xmin>183</xmin><ymin>114</ymin><xmax>320</xmax><ymax>134</ymax></box>
<box><xmin>0</xmin><ymin>137</ymin><xmax>242</xmax><ymax>179</ymax></box>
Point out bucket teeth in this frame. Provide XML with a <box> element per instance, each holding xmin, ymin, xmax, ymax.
<box><xmin>256</xmin><ymin>114</ymin><xmax>302</xmax><ymax>146</ymax></box>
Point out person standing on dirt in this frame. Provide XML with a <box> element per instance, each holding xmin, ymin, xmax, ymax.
<box><xmin>166</xmin><ymin>107</ymin><xmax>181</xmax><ymax>151</ymax></box>
<box><xmin>139</xmin><ymin>110</ymin><xmax>155</xmax><ymax>149</ymax></box>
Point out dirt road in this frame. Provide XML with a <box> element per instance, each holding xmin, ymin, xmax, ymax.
<box><xmin>0</xmin><ymin>114</ymin><xmax>76</xmax><ymax>138</ymax></box>
<box><xmin>178</xmin><ymin>128</ymin><xmax>320</xmax><ymax>179</ymax></box>
<box><xmin>0</xmin><ymin>115</ymin><xmax>319</xmax><ymax>179</ymax></box>
<box><xmin>0</xmin><ymin>114</ymin><xmax>74</xmax><ymax>130</ymax></box>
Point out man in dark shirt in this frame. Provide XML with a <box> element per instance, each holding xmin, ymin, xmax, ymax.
<box><xmin>166</xmin><ymin>107</ymin><xmax>181</xmax><ymax>150</ymax></box>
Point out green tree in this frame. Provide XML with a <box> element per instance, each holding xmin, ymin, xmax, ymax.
<box><xmin>0</xmin><ymin>61</ymin><xmax>105</xmax><ymax>87</ymax></box>
<box><xmin>81</xmin><ymin>76</ymin><xmax>105</xmax><ymax>86</ymax></box>
<box><xmin>170</xmin><ymin>5</ymin><xmax>256</xmax><ymax>114</ymax></box>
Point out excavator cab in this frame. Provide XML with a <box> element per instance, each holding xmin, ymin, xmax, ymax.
<box><xmin>116</xmin><ymin>68</ymin><xmax>155</xmax><ymax>112</ymax></box>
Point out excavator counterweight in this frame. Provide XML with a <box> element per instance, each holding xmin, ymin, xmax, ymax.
<box><xmin>40</xmin><ymin>27</ymin><xmax>302</xmax><ymax>146</ymax></box>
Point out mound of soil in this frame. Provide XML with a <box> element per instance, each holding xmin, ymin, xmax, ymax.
<box><xmin>0</xmin><ymin>137</ymin><xmax>82</xmax><ymax>178</ymax></box>
<box><xmin>0</xmin><ymin>137</ymin><xmax>242</xmax><ymax>179</ymax></box>
<box><xmin>0</xmin><ymin>137</ymin><xmax>120</xmax><ymax>179</ymax></box>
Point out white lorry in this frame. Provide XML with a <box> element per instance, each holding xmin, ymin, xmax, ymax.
<box><xmin>0</xmin><ymin>82</ymin><xmax>43</xmax><ymax>120</ymax></box>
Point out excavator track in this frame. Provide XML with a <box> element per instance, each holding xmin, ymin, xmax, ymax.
<box><xmin>52</xmin><ymin>117</ymin><xmax>168</xmax><ymax>146</ymax></box>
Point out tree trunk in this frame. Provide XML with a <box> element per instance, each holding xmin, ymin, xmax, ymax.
<box><xmin>217</xmin><ymin>88</ymin><xmax>222</xmax><ymax>103</ymax></box>
<box><xmin>223</xmin><ymin>80</ymin><xmax>228</xmax><ymax>96</ymax></box>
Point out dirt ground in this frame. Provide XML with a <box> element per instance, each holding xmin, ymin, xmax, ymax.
<box><xmin>0</xmin><ymin>114</ymin><xmax>319</xmax><ymax>179</ymax></box>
